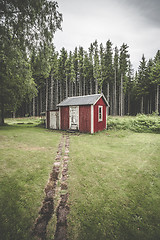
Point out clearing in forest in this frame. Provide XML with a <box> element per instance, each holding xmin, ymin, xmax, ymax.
<box><xmin>0</xmin><ymin>118</ymin><xmax>160</xmax><ymax>240</ymax></box>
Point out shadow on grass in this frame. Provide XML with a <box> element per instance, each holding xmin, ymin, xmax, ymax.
<box><xmin>0</xmin><ymin>176</ymin><xmax>34</xmax><ymax>240</ymax></box>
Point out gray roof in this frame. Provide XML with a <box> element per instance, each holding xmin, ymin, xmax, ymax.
<box><xmin>57</xmin><ymin>94</ymin><xmax>109</xmax><ymax>107</ymax></box>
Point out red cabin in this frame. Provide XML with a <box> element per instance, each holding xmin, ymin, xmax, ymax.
<box><xmin>48</xmin><ymin>93</ymin><xmax>109</xmax><ymax>134</ymax></box>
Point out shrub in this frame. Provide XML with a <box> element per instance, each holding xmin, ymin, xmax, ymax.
<box><xmin>107</xmin><ymin>115</ymin><xmax>160</xmax><ymax>133</ymax></box>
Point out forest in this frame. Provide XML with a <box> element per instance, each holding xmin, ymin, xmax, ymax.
<box><xmin>0</xmin><ymin>0</ymin><xmax>160</xmax><ymax>124</ymax></box>
<box><xmin>24</xmin><ymin>42</ymin><xmax>160</xmax><ymax>118</ymax></box>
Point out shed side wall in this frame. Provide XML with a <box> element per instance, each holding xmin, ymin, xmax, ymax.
<box><xmin>79</xmin><ymin>106</ymin><xmax>91</xmax><ymax>133</ymax></box>
<box><xmin>61</xmin><ymin>106</ymin><xmax>69</xmax><ymax>130</ymax></box>
<box><xmin>94</xmin><ymin>97</ymin><xmax>106</xmax><ymax>133</ymax></box>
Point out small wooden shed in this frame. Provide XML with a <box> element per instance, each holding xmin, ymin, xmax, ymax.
<box><xmin>47</xmin><ymin>93</ymin><xmax>109</xmax><ymax>133</ymax></box>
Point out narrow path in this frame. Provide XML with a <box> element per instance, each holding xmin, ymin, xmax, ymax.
<box><xmin>54</xmin><ymin>135</ymin><xmax>70</xmax><ymax>240</ymax></box>
<box><xmin>32</xmin><ymin>134</ymin><xmax>70</xmax><ymax>240</ymax></box>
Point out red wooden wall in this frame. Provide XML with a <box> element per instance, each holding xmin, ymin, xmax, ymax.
<box><xmin>94</xmin><ymin>97</ymin><xmax>106</xmax><ymax>133</ymax></box>
<box><xmin>60</xmin><ymin>106</ymin><xmax>69</xmax><ymax>130</ymax></box>
<box><xmin>79</xmin><ymin>106</ymin><xmax>91</xmax><ymax>133</ymax></box>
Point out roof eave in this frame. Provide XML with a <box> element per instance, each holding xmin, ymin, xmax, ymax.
<box><xmin>93</xmin><ymin>93</ymin><xmax>110</xmax><ymax>106</ymax></box>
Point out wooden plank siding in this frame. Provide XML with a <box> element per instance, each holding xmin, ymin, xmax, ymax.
<box><xmin>79</xmin><ymin>106</ymin><xmax>91</xmax><ymax>133</ymax></box>
<box><xmin>60</xmin><ymin>106</ymin><xmax>69</xmax><ymax>130</ymax></box>
<box><xmin>94</xmin><ymin>97</ymin><xmax>106</xmax><ymax>133</ymax></box>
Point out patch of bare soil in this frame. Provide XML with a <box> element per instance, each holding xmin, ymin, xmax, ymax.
<box><xmin>18</xmin><ymin>145</ymin><xmax>47</xmax><ymax>151</ymax></box>
<box><xmin>54</xmin><ymin>135</ymin><xmax>70</xmax><ymax>240</ymax></box>
<box><xmin>54</xmin><ymin>193</ymin><xmax>69</xmax><ymax>240</ymax></box>
<box><xmin>33</xmin><ymin>134</ymin><xmax>70</xmax><ymax>240</ymax></box>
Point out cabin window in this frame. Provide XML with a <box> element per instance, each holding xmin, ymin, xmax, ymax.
<box><xmin>98</xmin><ymin>106</ymin><xmax>103</xmax><ymax>121</ymax></box>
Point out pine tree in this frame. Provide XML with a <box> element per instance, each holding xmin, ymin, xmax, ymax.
<box><xmin>73</xmin><ymin>47</ymin><xmax>79</xmax><ymax>96</ymax></box>
<box><xmin>103</xmin><ymin>40</ymin><xmax>114</xmax><ymax>113</ymax></box>
<box><xmin>113</xmin><ymin>46</ymin><xmax>119</xmax><ymax>115</ymax></box>
<box><xmin>137</xmin><ymin>55</ymin><xmax>148</xmax><ymax>113</ymax></box>
<box><xmin>146</xmin><ymin>59</ymin><xmax>154</xmax><ymax>113</ymax></box>
<box><xmin>88</xmin><ymin>44</ymin><xmax>94</xmax><ymax>94</ymax></box>
<box><xmin>119</xmin><ymin>43</ymin><xmax>130</xmax><ymax>116</ymax></box>
<box><xmin>150</xmin><ymin>52</ymin><xmax>160</xmax><ymax>114</ymax></box>
<box><xmin>126</xmin><ymin>60</ymin><xmax>134</xmax><ymax>115</ymax></box>
<box><xmin>58</xmin><ymin>48</ymin><xmax>68</xmax><ymax>102</ymax></box>
<box><xmin>99</xmin><ymin>43</ymin><xmax>105</xmax><ymax>93</ymax></box>
<box><xmin>93</xmin><ymin>40</ymin><xmax>101</xmax><ymax>94</ymax></box>
<box><xmin>65</xmin><ymin>51</ymin><xmax>76</xmax><ymax>97</ymax></box>
<box><xmin>78</xmin><ymin>47</ymin><xmax>84</xmax><ymax>96</ymax></box>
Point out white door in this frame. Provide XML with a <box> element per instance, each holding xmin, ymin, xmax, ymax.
<box><xmin>50</xmin><ymin>112</ymin><xmax>59</xmax><ymax>129</ymax></box>
<box><xmin>69</xmin><ymin>106</ymin><xmax>79</xmax><ymax>130</ymax></box>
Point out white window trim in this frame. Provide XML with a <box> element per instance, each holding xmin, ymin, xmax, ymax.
<box><xmin>59</xmin><ymin>107</ymin><xmax>61</xmax><ymax>129</ymax></box>
<box><xmin>98</xmin><ymin>106</ymin><xmax>103</xmax><ymax>122</ymax></box>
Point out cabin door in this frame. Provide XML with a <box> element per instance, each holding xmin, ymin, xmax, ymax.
<box><xmin>50</xmin><ymin>111</ymin><xmax>59</xmax><ymax>129</ymax></box>
<box><xmin>69</xmin><ymin>106</ymin><xmax>79</xmax><ymax>130</ymax></box>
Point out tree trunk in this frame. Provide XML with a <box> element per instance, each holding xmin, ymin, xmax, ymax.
<box><xmin>79</xmin><ymin>78</ymin><xmax>81</xmax><ymax>96</ymax></box>
<box><xmin>37</xmin><ymin>95</ymin><xmax>39</xmax><ymax>116</ymax></box>
<box><xmin>50</xmin><ymin>71</ymin><xmax>54</xmax><ymax>110</ymax></box>
<box><xmin>29</xmin><ymin>102</ymin><xmax>32</xmax><ymax>116</ymax></box>
<box><xmin>147</xmin><ymin>99</ymin><xmax>149</xmax><ymax>114</ymax></box>
<box><xmin>107</xmin><ymin>82</ymin><xmax>110</xmax><ymax>115</ymax></box>
<box><xmin>0</xmin><ymin>98</ymin><xmax>5</xmax><ymax>125</ymax></box>
<box><xmin>71</xmin><ymin>81</ymin><xmax>73</xmax><ymax>97</ymax></box>
<box><xmin>56</xmin><ymin>79</ymin><xmax>59</xmax><ymax>105</ymax></box>
<box><xmin>13</xmin><ymin>111</ymin><xmax>16</xmax><ymax>118</ymax></box>
<box><xmin>107</xmin><ymin>82</ymin><xmax>109</xmax><ymax>102</ymax></box>
<box><xmin>66</xmin><ymin>76</ymin><xmax>68</xmax><ymax>98</ymax></box>
<box><xmin>40</xmin><ymin>88</ymin><xmax>43</xmax><ymax>114</ymax></box>
<box><xmin>95</xmin><ymin>79</ymin><xmax>98</xmax><ymax>94</ymax></box>
<box><xmin>75</xmin><ymin>79</ymin><xmax>77</xmax><ymax>96</ymax></box>
<box><xmin>150</xmin><ymin>97</ymin><xmax>152</xmax><ymax>114</ymax></box>
<box><xmin>119</xmin><ymin>85</ymin><xmax>121</xmax><ymax>116</ymax></box>
<box><xmin>60</xmin><ymin>81</ymin><xmax>62</xmax><ymax>102</ymax></box>
<box><xmin>90</xmin><ymin>79</ymin><xmax>92</xmax><ymax>95</ymax></box>
<box><xmin>155</xmin><ymin>84</ymin><xmax>159</xmax><ymax>113</ymax></box>
<box><xmin>128</xmin><ymin>93</ymin><xmax>130</xmax><ymax>115</ymax></box>
<box><xmin>46</xmin><ymin>78</ymin><xmax>49</xmax><ymax>111</ymax></box>
<box><xmin>83</xmin><ymin>77</ymin><xmax>86</xmax><ymax>95</ymax></box>
<box><xmin>33</xmin><ymin>97</ymin><xmax>36</xmax><ymax>117</ymax></box>
<box><xmin>113</xmin><ymin>68</ymin><xmax>117</xmax><ymax>115</ymax></box>
<box><xmin>141</xmin><ymin>96</ymin><xmax>144</xmax><ymax>114</ymax></box>
<box><xmin>120</xmin><ymin>73</ymin><xmax>123</xmax><ymax>116</ymax></box>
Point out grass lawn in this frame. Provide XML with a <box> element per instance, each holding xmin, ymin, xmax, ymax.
<box><xmin>0</xmin><ymin>118</ymin><xmax>61</xmax><ymax>240</ymax></box>
<box><xmin>68</xmin><ymin>130</ymin><xmax>160</xmax><ymax>240</ymax></box>
<box><xmin>0</xmin><ymin>117</ymin><xmax>160</xmax><ymax>240</ymax></box>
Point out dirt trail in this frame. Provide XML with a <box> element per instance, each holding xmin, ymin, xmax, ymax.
<box><xmin>33</xmin><ymin>134</ymin><xmax>70</xmax><ymax>240</ymax></box>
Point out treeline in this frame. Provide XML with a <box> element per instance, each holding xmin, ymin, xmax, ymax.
<box><xmin>19</xmin><ymin>40</ymin><xmax>160</xmax><ymax>117</ymax></box>
<box><xmin>1</xmin><ymin>1</ymin><xmax>160</xmax><ymax>124</ymax></box>
<box><xmin>0</xmin><ymin>0</ymin><xmax>63</xmax><ymax>124</ymax></box>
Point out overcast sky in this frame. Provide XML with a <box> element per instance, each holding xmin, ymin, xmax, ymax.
<box><xmin>54</xmin><ymin>0</ymin><xmax>160</xmax><ymax>71</ymax></box>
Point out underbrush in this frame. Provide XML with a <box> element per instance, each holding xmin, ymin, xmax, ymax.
<box><xmin>107</xmin><ymin>115</ymin><xmax>160</xmax><ymax>133</ymax></box>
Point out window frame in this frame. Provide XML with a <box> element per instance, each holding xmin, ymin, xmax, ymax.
<box><xmin>98</xmin><ymin>106</ymin><xmax>103</xmax><ymax>122</ymax></box>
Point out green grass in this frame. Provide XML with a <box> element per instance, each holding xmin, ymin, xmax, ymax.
<box><xmin>1</xmin><ymin>117</ymin><xmax>160</xmax><ymax>240</ymax></box>
<box><xmin>5</xmin><ymin>116</ymin><xmax>45</xmax><ymax>127</ymax></box>
<box><xmin>68</xmin><ymin>130</ymin><xmax>160</xmax><ymax>240</ymax></box>
<box><xmin>0</xmin><ymin>119</ymin><xmax>61</xmax><ymax>240</ymax></box>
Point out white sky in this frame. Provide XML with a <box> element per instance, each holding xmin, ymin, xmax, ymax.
<box><xmin>54</xmin><ymin>0</ymin><xmax>160</xmax><ymax>71</ymax></box>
